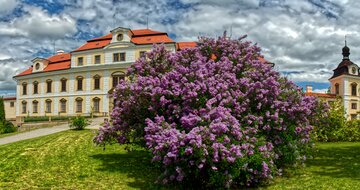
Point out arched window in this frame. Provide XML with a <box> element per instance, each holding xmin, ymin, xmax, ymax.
<box><xmin>93</xmin><ymin>75</ymin><xmax>101</xmax><ymax>90</ymax></box>
<box><xmin>351</xmin><ymin>83</ymin><xmax>357</xmax><ymax>96</ymax></box>
<box><xmin>335</xmin><ymin>83</ymin><xmax>339</xmax><ymax>95</ymax></box>
<box><xmin>76</xmin><ymin>76</ymin><xmax>83</xmax><ymax>91</ymax></box>
<box><xmin>32</xmin><ymin>100</ymin><xmax>38</xmax><ymax>113</ymax></box>
<box><xmin>22</xmin><ymin>100</ymin><xmax>27</xmax><ymax>114</ymax></box>
<box><xmin>33</xmin><ymin>81</ymin><xmax>38</xmax><ymax>94</ymax></box>
<box><xmin>22</xmin><ymin>82</ymin><xmax>27</xmax><ymax>95</ymax></box>
<box><xmin>112</xmin><ymin>71</ymin><xmax>125</xmax><ymax>88</ymax></box>
<box><xmin>76</xmin><ymin>97</ymin><xmax>83</xmax><ymax>113</ymax></box>
<box><xmin>60</xmin><ymin>98</ymin><xmax>67</xmax><ymax>113</ymax></box>
<box><xmin>61</xmin><ymin>78</ymin><xmax>67</xmax><ymax>92</ymax></box>
<box><xmin>93</xmin><ymin>97</ymin><xmax>100</xmax><ymax>113</ymax></box>
<box><xmin>45</xmin><ymin>99</ymin><xmax>52</xmax><ymax>113</ymax></box>
<box><xmin>46</xmin><ymin>79</ymin><xmax>52</xmax><ymax>93</ymax></box>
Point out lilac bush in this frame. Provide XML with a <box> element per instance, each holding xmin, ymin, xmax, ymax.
<box><xmin>95</xmin><ymin>36</ymin><xmax>324</xmax><ymax>188</ymax></box>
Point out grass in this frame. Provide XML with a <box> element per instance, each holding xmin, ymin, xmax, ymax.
<box><xmin>0</xmin><ymin>130</ymin><xmax>359</xmax><ymax>189</ymax></box>
<box><xmin>265</xmin><ymin>142</ymin><xmax>360</xmax><ymax>190</ymax></box>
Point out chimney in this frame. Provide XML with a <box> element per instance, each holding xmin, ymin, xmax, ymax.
<box><xmin>56</xmin><ymin>49</ymin><xmax>65</xmax><ymax>55</ymax></box>
<box><xmin>306</xmin><ymin>85</ymin><xmax>313</xmax><ymax>93</ymax></box>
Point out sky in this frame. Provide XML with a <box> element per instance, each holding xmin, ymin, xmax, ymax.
<box><xmin>0</xmin><ymin>0</ymin><xmax>359</xmax><ymax>96</ymax></box>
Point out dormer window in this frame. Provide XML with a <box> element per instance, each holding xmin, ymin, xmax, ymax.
<box><xmin>35</xmin><ymin>63</ymin><xmax>40</xmax><ymax>70</ymax></box>
<box><xmin>117</xmin><ymin>34</ymin><xmax>124</xmax><ymax>41</ymax></box>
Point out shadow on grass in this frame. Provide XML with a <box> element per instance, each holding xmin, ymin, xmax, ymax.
<box><xmin>306</xmin><ymin>144</ymin><xmax>360</xmax><ymax>180</ymax></box>
<box><xmin>91</xmin><ymin>150</ymin><xmax>164</xmax><ymax>189</ymax></box>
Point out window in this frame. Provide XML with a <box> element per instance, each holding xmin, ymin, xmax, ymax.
<box><xmin>93</xmin><ymin>97</ymin><xmax>100</xmax><ymax>113</ymax></box>
<box><xmin>94</xmin><ymin>75</ymin><xmax>101</xmax><ymax>90</ymax></box>
<box><xmin>117</xmin><ymin>34</ymin><xmax>123</xmax><ymax>41</ymax></box>
<box><xmin>10</xmin><ymin>102</ymin><xmax>14</xmax><ymax>107</ymax></box>
<box><xmin>77</xmin><ymin>76</ymin><xmax>83</xmax><ymax>91</ymax></box>
<box><xmin>140</xmin><ymin>51</ymin><xmax>146</xmax><ymax>58</ymax></box>
<box><xmin>352</xmin><ymin>103</ymin><xmax>357</xmax><ymax>110</ymax></box>
<box><xmin>120</xmin><ymin>53</ymin><xmax>126</xmax><ymax>61</ymax></box>
<box><xmin>22</xmin><ymin>82</ymin><xmax>27</xmax><ymax>95</ymax></box>
<box><xmin>60</xmin><ymin>99</ymin><xmax>67</xmax><ymax>113</ymax></box>
<box><xmin>113</xmin><ymin>53</ymin><xmax>126</xmax><ymax>62</ymax></box>
<box><xmin>351</xmin><ymin>114</ymin><xmax>357</xmax><ymax>120</ymax></box>
<box><xmin>45</xmin><ymin>99</ymin><xmax>52</xmax><ymax>113</ymax></box>
<box><xmin>351</xmin><ymin>83</ymin><xmax>357</xmax><ymax>96</ymax></box>
<box><xmin>335</xmin><ymin>83</ymin><xmax>339</xmax><ymax>95</ymax></box>
<box><xmin>35</xmin><ymin>63</ymin><xmax>40</xmax><ymax>70</ymax></box>
<box><xmin>112</xmin><ymin>71</ymin><xmax>125</xmax><ymax>88</ymax></box>
<box><xmin>95</xmin><ymin>55</ymin><xmax>101</xmax><ymax>64</ymax></box>
<box><xmin>78</xmin><ymin>57</ymin><xmax>84</xmax><ymax>66</ymax></box>
<box><xmin>46</xmin><ymin>79</ymin><xmax>52</xmax><ymax>93</ymax></box>
<box><xmin>33</xmin><ymin>100</ymin><xmax>38</xmax><ymax>113</ymax></box>
<box><xmin>61</xmin><ymin>78</ymin><xmax>67</xmax><ymax>92</ymax></box>
<box><xmin>76</xmin><ymin>98</ymin><xmax>83</xmax><ymax>113</ymax></box>
<box><xmin>33</xmin><ymin>81</ymin><xmax>38</xmax><ymax>94</ymax></box>
<box><xmin>22</xmin><ymin>101</ymin><xmax>27</xmax><ymax>114</ymax></box>
<box><xmin>352</xmin><ymin>67</ymin><xmax>356</xmax><ymax>74</ymax></box>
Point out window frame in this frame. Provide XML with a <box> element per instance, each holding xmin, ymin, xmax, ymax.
<box><xmin>78</xmin><ymin>57</ymin><xmax>84</xmax><ymax>66</ymax></box>
<box><xmin>33</xmin><ymin>81</ymin><xmax>38</xmax><ymax>94</ymax></box>
<box><xmin>351</xmin><ymin>83</ymin><xmax>357</xmax><ymax>96</ymax></box>
<box><xmin>46</xmin><ymin>79</ymin><xmax>52</xmax><ymax>93</ymax></box>
<box><xmin>76</xmin><ymin>97</ymin><xmax>83</xmax><ymax>113</ymax></box>
<box><xmin>76</xmin><ymin>76</ymin><xmax>84</xmax><ymax>91</ymax></box>
<box><xmin>112</xmin><ymin>71</ymin><xmax>125</xmax><ymax>88</ymax></box>
<box><xmin>22</xmin><ymin>101</ymin><xmax>27</xmax><ymax>114</ymax></box>
<box><xmin>352</xmin><ymin>103</ymin><xmax>357</xmax><ymax>110</ymax></box>
<box><xmin>93</xmin><ymin>97</ymin><xmax>100</xmax><ymax>113</ymax></box>
<box><xmin>45</xmin><ymin>99</ymin><xmax>52</xmax><ymax>113</ymax></box>
<box><xmin>61</xmin><ymin>78</ymin><xmax>67</xmax><ymax>92</ymax></box>
<box><xmin>22</xmin><ymin>82</ymin><xmax>27</xmax><ymax>95</ymax></box>
<box><xmin>93</xmin><ymin>75</ymin><xmax>101</xmax><ymax>90</ymax></box>
<box><xmin>32</xmin><ymin>100</ymin><xmax>38</xmax><ymax>113</ymax></box>
<box><xmin>94</xmin><ymin>55</ymin><xmax>101</xmax><ymax>64</ymax></box>
<box><xmin>60</xmin><ymin>99</ymin><xmax>67</xmax><ymax>113</ymax></box>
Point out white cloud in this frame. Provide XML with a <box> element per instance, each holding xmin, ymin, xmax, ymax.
<box><xmin>0</xmin><ymin>0</ymin><xmax>18</xmax><ymax>15</ymax></box>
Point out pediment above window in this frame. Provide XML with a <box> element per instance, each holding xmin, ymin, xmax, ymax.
<box><xmin>31</xmin><ymin>57</ymin><xmax>50</xmax><ymax>73</ymax></box>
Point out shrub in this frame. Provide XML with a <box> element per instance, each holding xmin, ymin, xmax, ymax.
<box><xmin>69</xmin><ymin>116</ymin><xmax>90</xmax><ymax>130</ymax></box>
<box><xmin>95</xmin><ymin>36</ymin><xmax>324</xmax><ymax>188</ymax></box>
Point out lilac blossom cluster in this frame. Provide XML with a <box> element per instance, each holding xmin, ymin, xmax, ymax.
<box><xmin>94</xmin><ymin>36</ymin><xmax>324</xmax><ymax>188</ymax></box>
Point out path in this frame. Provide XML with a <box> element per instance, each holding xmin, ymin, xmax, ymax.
<box><xmin>0</xmin><ymin>117</ymin><xmax>105</xmax><ymax>146</ymax></box>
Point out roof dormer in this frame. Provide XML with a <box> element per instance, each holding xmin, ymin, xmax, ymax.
<box><xmin>31</xmin><ymin>58</ymin><xmax>50</xmax><ymax>73</ymax></box>
<box><xmin>110</xmin><ymin>27</ymin><xmax>132</xmax><ymax>43</ymax></box>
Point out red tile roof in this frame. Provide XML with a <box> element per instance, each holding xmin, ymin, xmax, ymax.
<box><xmin>16</xmin><ymin>53</ymin><xmax>71</xmax><ymax>77</ymax></box>
<box><xmin>305</xmin><ymin>92</ymin><xmax>337</xmax><ymax>98</ymax></box>
<box><xmin>3</xmin><ymin>97</ymin><xmax>16</xmax><ymax>101</ymax></box>
<box><xmin>176</xmin><ymin>42</ymin><xmax>197</xmax><ymax>50</ymax></box>
<box><xmin>131</xmin><ymin>29</ymin><xmax>166</xmax><ymax>36</ymax></box>
<box><xmin>131</xmin><ymin>34</ymin><xmax>174</xmax><ymax>45</ymax></box>
<box><xmin>73</xmin><ymin>39</ymin><xmax>112</xmax><ymax>52</ymax></box>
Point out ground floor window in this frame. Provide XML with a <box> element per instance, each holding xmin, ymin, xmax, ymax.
<box><xmin>60</xmin><ymin>99</ymin><xmax>67</xmax><ymax>113</ymax></box>
<box><xmin>22</xmin><ymin>101</ymin><xmax>27</xmax><ymax>114</ymax></box>
<box><xmin>76</xmin><ymin>98</ymin><xmax>83</xmax><ymax>113</ymax></box>
<box><xmin>93</xmin><ymin>97</ymin><xmax>100</xmax><ymax>113</ymax></box>
<box><xmin>46</xmin><ymin>99</ymin><xmax>52</xmax><ymax>113</ymax></box>
<box><xmin>33</xmin><ymin>100</ymin><xmax>38</xmax><ymax>113</ymax></box>
<box><xmin>351</xmin><ymin>114</ymin><xmax>357</xmax><ymax>120</ymax></box>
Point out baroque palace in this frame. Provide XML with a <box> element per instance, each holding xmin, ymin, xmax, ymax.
<box><xmin>12</xmin><ymin>27</ymin><xmax>196</xmax><ymax>122</ymax></box>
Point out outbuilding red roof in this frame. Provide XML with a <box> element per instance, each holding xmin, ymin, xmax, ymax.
<box><xmin>176</xmin><ymin>42</ymin><xmax>197</xmax><ymax>50</ymax></box>
<box><xmin>305</xmin><ymin>92</ymin><xmax>337</xmax><ymax>98</ymax></box>
<box><xmin>3</xmin><ymin>97</ymin><xmax>16</xmax><ymax>101</ymax></box>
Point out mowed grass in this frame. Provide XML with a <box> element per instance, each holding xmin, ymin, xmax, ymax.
<box><xmin>0</xmin><ymin>130</ymin><xmax>162</xmax><ymax>190</ymax></box>
<box><xmin>266</xmin><ymin>142</ymin><xmax>360</xmax><ymax>190</ymax></box>
<box><xmin>0</xmin><ymin>130</ymin><xmax>359</xmax><ymax>189</ymax></box>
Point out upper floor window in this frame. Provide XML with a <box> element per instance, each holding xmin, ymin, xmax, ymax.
<box><xmin>117</xmin><ymin>34</ymin><xmax>123</xmax><ymax>41</ymax></box>
<box><xmin>113</xmin><ymin>53</ymin><xmax>126</xmax><ymax>62</ymax></box>
<box><xmin>95</xmin><ymin>55</ymin><xmax>101</xmax><ymax>64</ymax></box>
<box><xmin>60</xmin><ymin>99</ymin><xmax>67</xmax><ymax>113</ymax></box>
<box><xmin>22</xmin><ymin>101</ymin><xmax>27</xmax><ymax>114</ymax></box>
<box><xmin>33</xmin><ymin>100</ymin><xmax>38</xmax><ymax>113</ymax></box>
<box><xmin>351</xmin><ymin>83</ymin><xmax>357</xmax><ymax>96</ymax></box>
<box><xmin>35</xmin><ymin>63</ymin><xmax>40</xmax><ymax>70</ymax></box>
<box><xmin>352</xmin><ymin>67</ymin><xmax>357</xmax><ymax>74</ymax></box>
<box><xmin>33</xmin><ymin>81</ymin><xmax>38</xmax><ymax>94</ymax></box>
<box><xmin>22</xmin><ymin>82</ymin><xmax>27</xmax><ymax>95</ymax></box>
<box><xmin>94</xmin><ymin>75</ymin><xmax>101</xmax><ymax>90</ymax></box>
<box><xmin>46</xmin><ymin>79</ymin><xmax>52</xmax><ymax>93</ymax></box>
<box><xmin>10</xmin><ymin>102</ymin><xmax>14</xmax><ymax>107</ymax></box>
<box><xmin>335</xmin><ymin>83</ymin><xmax>339</xmax><ymax>95</ymax></box>
<box><xmin>78</xmin><ymin>57</ymin><xmax>84</xmax><ymax>66</ymax></box>
<box><xmin>61</xmin><ymin>78</ymin><xmax>67</xmax><ymax>92</ymax></box>
<box><xmin>93</xmin><ymin>97</ymin><xmax>100</xmax><ymax>113</ymax></box>
<box><xmin>112</xmin><ymin>71</ymin><xmax>125</xmax><ymax>88</ymax></box>
<box><xmin>140</xmin><ymin>51</ymin><xmax>146</xmax><ymax>58</ymax></box>
<box><xmin>45</xmin><ymin>99</ymin><xmax>52</xmax><ymax>113</ymax></box>
<box><xmin>77</xmin><ymin>76</ymin><xmax>83</xmax><ymax>91</ymax></box>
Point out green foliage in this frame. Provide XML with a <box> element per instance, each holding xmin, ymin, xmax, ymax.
<box><xmin>24</xmin><ymin>116</ymin><xmax>91</xmax><ymax>123</ymax></box>
<box><xmin>69</xmin><ymin>116</ymin><xmax>90</xmax><ymax>130</ymax></box>
<box><xmin>0</xmin><ymin>97</ymin><xmax>5</xmax><ymax>122</ymax></box>
<box><xmin>312</xmin><ymin>98</ymin><xmax>360</xmax><ymax>142</ymax></box>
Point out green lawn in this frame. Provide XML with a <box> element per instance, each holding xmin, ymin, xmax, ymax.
<box><xmin>0</xmin><ymin>130</ymin><xmax>359</xmax><ymax>189</ymax></box>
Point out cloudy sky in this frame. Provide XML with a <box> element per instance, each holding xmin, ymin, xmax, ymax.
<box><xmin>0</xmin><ymin>0</ymin><xmax>358</xmax><ymax>96</ymax></box>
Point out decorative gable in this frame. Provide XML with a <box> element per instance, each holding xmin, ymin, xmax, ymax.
<box><xmin>110</xmin><ymin>27</ymin><xmax>131</xmax><ymax>43</ymax></box>
<box><xmin>31</xmin><ymin>58</ymin><xmax>50</xmax><ymax>73</ymax></box>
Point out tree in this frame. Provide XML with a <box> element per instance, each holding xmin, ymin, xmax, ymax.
<box><xmin>94</xmin><ymin>36</ymin><xmax>325</xmax><ymax>188</ymax></box>
<box><xmin>0</xmin><ymin>97</ymin><xmax>5</xmax><ymax>123</ymax></box>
